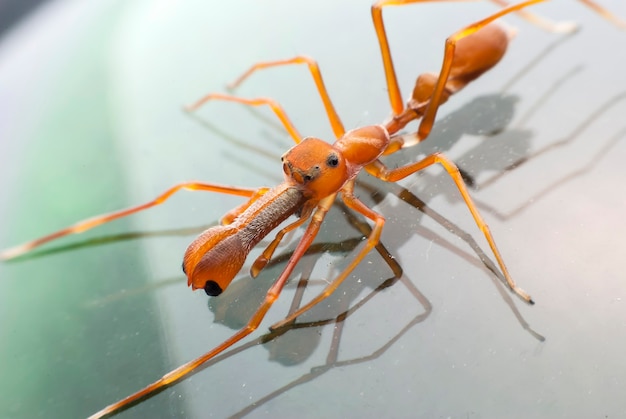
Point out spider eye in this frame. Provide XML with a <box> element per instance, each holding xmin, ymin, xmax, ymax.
<box><xmin>326</xmin><ymin>154</ymin><xmax>339</xmax><ymax>167</ymax></box>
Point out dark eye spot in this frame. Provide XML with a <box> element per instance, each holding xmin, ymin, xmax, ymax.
<box><xmin>326</xmin><ymin>154</ymin><xmax>339</xmax><ymax>167</ymax></box>
<box><xmin>303</xmin><ymin>175</ymin><xmax>312</xmax><ymax>182</ymax></box>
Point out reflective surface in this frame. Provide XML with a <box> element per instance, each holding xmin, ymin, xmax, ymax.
<box><xmin>1</xmin><ymin>1</ymin><xmax>626</xmax><ymax>418</ymax></box>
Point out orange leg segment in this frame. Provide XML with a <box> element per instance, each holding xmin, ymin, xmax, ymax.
<box><xmin>367</xmin><ymin>152</ymin><xmax>533</xmax><ymax>304</ymax></box>
<box><xmin>418</xmin><ymin>0</ymin><xmax>548</xmax><ymax>141</ymax></box>
<box><xmin>250</xmin><ymin>215</ymin><xmax>311</xmax><ymax>278</ymax></box>
<box><xmin>185</xmin><ymin>93</ymin><xmax>303</xmax><ymax>144</ymax></box>
<box><xmin>270</xmin><ymin>180</ymin><xmax>386</xmax><ymax>330</ymax></box>
<box><xmin>227</xmin><ymin>55</ymin><xmax>346</xmax><ymax>138</ymax></box>
<box><xmin>220</xmin><ymin>187</ymin><xmax>270</xmax><ymax>225</ymax></box>
<box><xmin>492</xmin><ymin>0</ymin><xmax>626</xmax><ymax>30</ymax></box>
<box><xmin>579</xmin><ymin>0</ymin><xmax>626</xmax><ymax>28</ymax></box>
<box><xmin>0</xmin><ymin>182</ymin><xmax>261</xmax><ymax>261</ymax></box>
